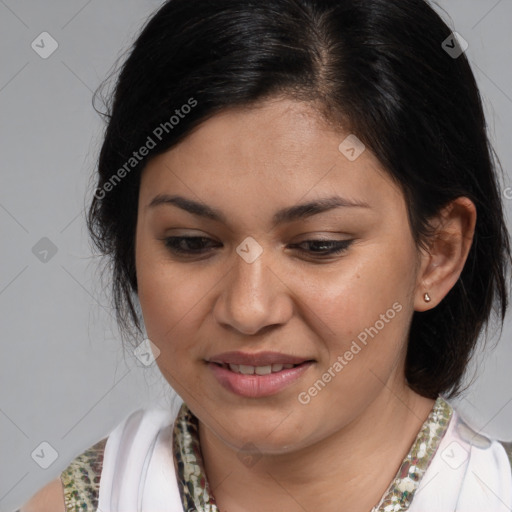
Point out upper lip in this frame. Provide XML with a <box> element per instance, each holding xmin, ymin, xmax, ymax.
<box><xmin>207</xmin><ymin>351</ymin><xmax>312</xmax><ymax>366</ymax></box>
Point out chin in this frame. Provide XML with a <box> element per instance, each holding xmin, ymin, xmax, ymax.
<box><xmin>214</xmin><ymin>407</ymin><xmax>313</xmax><ymax>450</ymax></box>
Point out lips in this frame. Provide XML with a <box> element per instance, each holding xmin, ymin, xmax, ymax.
<box><xmin>206</xmin><ymin>351</ymin><xmax>314</xmax><ymax>397</ymax></box>
<box><xmin>208</xmin><ymin>360</ymin><xmax>313</xmax><ymax>398</ymax></box>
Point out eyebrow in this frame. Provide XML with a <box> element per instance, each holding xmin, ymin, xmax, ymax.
<box><xmin>147</xmin><ymin>194</ymin><xmax>371</xmax><ymax>228</ymax></box>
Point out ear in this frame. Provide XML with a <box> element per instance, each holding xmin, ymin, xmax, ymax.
<box><xmin>414</xmin><ymin>196</ymin><xmax>477</xmax><ymax>312</ymax></box>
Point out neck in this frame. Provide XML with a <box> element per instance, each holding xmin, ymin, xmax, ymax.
<box><xmin>198</xmin><ymin>383</ymin><xmax>436</xmax><ymax>512</ymax></box>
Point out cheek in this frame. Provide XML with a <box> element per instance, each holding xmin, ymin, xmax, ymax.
<box><xmin>137</xmin><ymin>263</ymin><xmax>198</xmax><ymax>340</ymax></box>
<box><xmin>295</xmin><ymin>240</ymin><xmax>417</xmax><ymax>361</ymax></box>
<box><xmin>135</xmin><ymin>235</ymin><xmax>191</xmax><ymax>342</ymax></box>
<box><xmin>136</xmin><ymin>261</ymin><xmax>204</xmax><ymax>393</ymax></box>
<box><xmin>135</xmin><ymin>243</ymin><xmax>222</xmax><ymax>369</ymax></box>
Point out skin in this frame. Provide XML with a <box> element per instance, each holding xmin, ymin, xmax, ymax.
<box><xmin>134</xmin><ymin>96</ymin><xmax>476</xmax><ymax>512</ymax></box>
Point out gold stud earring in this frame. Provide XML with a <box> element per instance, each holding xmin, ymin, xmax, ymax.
<box><xmin>424</xmin><ymin>292</ymin><xmax>431</xmax><ymax>303</ymax></box>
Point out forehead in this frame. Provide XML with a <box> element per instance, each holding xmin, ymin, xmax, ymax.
<box><xmin>139</xmin><ymin>98</ymin><xmax>404</xmax><ymax>218</ymax></box>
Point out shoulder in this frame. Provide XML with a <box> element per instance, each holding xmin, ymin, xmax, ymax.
<box><xmin>451</xmin><ymin>409</ymin><xmax>512</xmax><ymax>472</ymax></box>
<box><xmin>443</xmin><ymin>405</ymin><xmax>512</xmax><ymax>477</ymax></box>
<box><xmin>395</xmin><ymin>399</ymin><xmax>512</xmax><ymax>511</ymax></box>
<box><xmin>96</xmin><ymin>405</ymin><xmax>181</xmax><ymax>512</ymax></box>
<box><xmin>100</xmin><ymin>405</ymin><xmax>177</xmax><ymax>463</ymax></box>
<box><xmin>17</xmin><ymin>405</ymin><xmax>176</xmax><ymax>512</ymax></box>
<box><xmin>60</xmin><ymin>436</ymin><xmax>108</xmax><ymax>511</ymax></box>
<box><xmin>18</xmin><ymin>477</ymin><xmax>66</xmax><ymax>512</ymax></box>
<box><xmin>96</xmin><ymin>406</ymin><xmax>178</xmax><ymax>483</ymax></box>
<box><xmin>454</xmin><ymin>415</ymin><xmax>512</xmax><ymax>509</ymax></box>
<box><xmin>431</xmin><ymin>403</ymin><xmax>512</xmax><ymax>509</ymax></box>
<box><xmin>18</xmin><ymin>436</ymin><xmax>107</xmax><ymax>512</ymax></box>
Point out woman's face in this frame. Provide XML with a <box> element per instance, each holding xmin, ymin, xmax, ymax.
<box><xmin>135</xmin><ymin>97</ymin><xmax>424</xmax><ymax>453</ymax></box>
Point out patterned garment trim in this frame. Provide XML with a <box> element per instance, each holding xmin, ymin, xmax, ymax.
<box><xmin>60</xmin><ymin>437</ymin><xmax>108</xmax><ymax>512</ymax></box>
<box><xmin>371</xmin><ymin>395</ymin><xmax>452</xmax><ymax>511</ymax></box>
<box><xmin>172</xmin><ymin>395</ymin><xmax>453</xmax><ymax>512</ymax></box>
<box><xmin>173</xmin><ymin>407</ymin><xmax>219</xmax><ymax>511</ymax></box>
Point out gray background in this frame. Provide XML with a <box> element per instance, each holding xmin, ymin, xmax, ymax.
<box><xmin>1</xmin><ymin>1</ymin><xmax>511</xmax><ymax>511</ymax></box>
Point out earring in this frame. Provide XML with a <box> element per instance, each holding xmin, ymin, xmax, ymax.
<box><xmin>424</xmin><ymin>292</ymin><xmax>431</xmax><ymax>303</ymax></box>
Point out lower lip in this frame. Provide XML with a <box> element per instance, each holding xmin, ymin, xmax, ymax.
<box><xmin>208</xmin><ymin>361</ymin><xmax>313</xmax><ymax>398</ymax></box>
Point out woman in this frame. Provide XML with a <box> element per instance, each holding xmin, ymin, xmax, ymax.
<box><xmin>19</xmin><ymin>0</ymin><xmax>512</xmax><ymax>511</ymax></box>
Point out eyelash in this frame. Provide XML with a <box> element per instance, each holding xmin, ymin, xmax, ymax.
<box><xmin>162</xmin><ymin>236</ymin><xmax>353</xmax><ymax>258</ymax></box>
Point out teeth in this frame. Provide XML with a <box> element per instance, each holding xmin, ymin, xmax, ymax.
<box><xmin>226</xmin><ymin>363</ymin><xmax>296</xmax><ymax>374</ymax></box>
<box><xmin>253</xmin><ymin>365</ymin><xmax>270</xmax><ymax>375</ymax></box>
<box><xmin>239</xmin><ymin>364</ymin><xmax>255</xmax><ymax>375</ymax></box>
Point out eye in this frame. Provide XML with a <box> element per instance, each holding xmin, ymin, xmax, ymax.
<box><xmin>162</xmin><ymin>236</ymin><xmax>220</xmax><ymax>254</ymax></box>
<box><xmin>289</xmin><ymin>239</ymin><xmax>354</xmax><ymax>257</ymax></box>
<box><xmin>161</xmin><ymin>236</ymin><xmax>353</xmax><ymax>259</ymax></box>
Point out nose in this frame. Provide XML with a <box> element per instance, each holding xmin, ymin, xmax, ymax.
<box><xmin>213</xmin><ymin>245</ymin><xmax>293</xmax><ymax>336</ymax></box>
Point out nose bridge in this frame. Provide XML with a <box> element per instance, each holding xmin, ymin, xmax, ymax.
<box><xmin>231</xmin><ymin>245</ymin><xmax>268</xmax><ymax>310</ymax></box>
<box><xmin>215</xmin><ymin>239</ymin><xmax>289</xmax><ymax>335</ymax></box>
<box><xmin>231</xmin><ymin>235</ymin><xmax>268</xmax><ymax>296</ymax></box>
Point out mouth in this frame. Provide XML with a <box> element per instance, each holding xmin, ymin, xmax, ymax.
<box><xmin>205</xmin><ymin>352</ymin><xmax>315</xmax><ymax>398</ymax></box>
<box><xmin>210</xmin><ymin>361</ymin><xmax>307</xmax><ymax>375</ymax></box>
<box><xmin>207</xmin><ymin>350</ymin><xmax>313</xmax><ymax>367</ymax></box>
